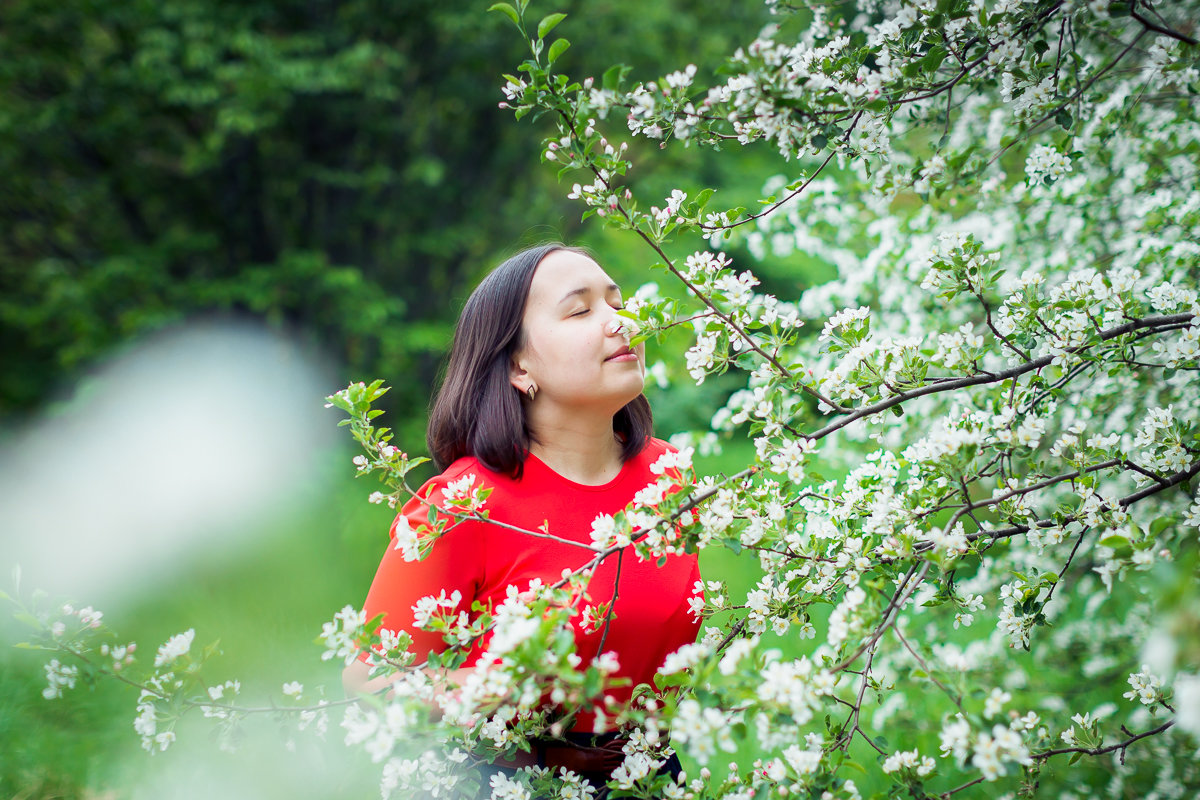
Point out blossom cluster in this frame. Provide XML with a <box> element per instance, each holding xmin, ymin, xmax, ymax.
<box><xmin>480</xmin><ymin>0</ymin><xmax>1200</xmax><ymax>794</ymax></box>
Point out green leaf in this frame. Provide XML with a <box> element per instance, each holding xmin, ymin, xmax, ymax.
<box><xmin>841</xmin><ymin>758</ymin><xmax>869</xmax><ymax>775</ymax></box>
<box><xmin>811</xmin><ymin>133</ymin><xmax>828</xmax><ymax>150</ymax></box>
<box><xmin>13</xmin><ymin>611</ymin><xmax>41</xmax><ymax>628</ymax></box>
<box><xmin>602</xmin><ymin>64</ymin><xmax>631</xmax><ymax>91</ymax></box>
<box><xmin>487</xmin><ymin>2</ymin><xmax>520</xmax><ymax>25</ymax></box>
<box><xmin>547</xmin><ymin>38</ymin><xmax>570</xmax><ymax>64</ymax></box>
<box><xmin>537</xmin><ymin>13</ymin><xmax>567</xmax><ymax>40</ymax></box>
<box><xmin>920</xmin><ymin>47</ymin><xmax>948</xmax><ymax>72</ymax></box>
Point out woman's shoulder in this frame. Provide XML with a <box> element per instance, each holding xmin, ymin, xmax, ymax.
<box><xmin>642</xmin><ymin>437</ymin><xmax>677</xmax><ymax>457</ymax></box>
<box><xmin>395</xmin><ymin>456</ymin><xmax>514</xmax><ymax>541</ymax></box>
<box><xmin>631</xmin><ymin>436</ymin><xmax>678</xmax><ymax>468</ymax></box>
<box><xmin>414</xmin><ymin>455</ymin><xmax>513</xmax><ymax>498</ymax></box>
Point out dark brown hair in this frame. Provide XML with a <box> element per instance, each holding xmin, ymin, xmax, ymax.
<box><xmin>427</xmin><ymin>243</ymin><xmax>653</xmax><ymax>477</ymax></box>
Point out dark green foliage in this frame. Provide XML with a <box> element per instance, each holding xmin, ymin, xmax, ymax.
<box><xmin>0</xmin><ymin>0</ymin><xmax>769</xmax><ymax>433</ymax></box>
<box><xmin>0</xmin><ymin>0</ymin><xmax>542</xmax><ymax>423</ymax></box>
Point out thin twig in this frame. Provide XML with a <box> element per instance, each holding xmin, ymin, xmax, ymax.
<box><xmin>594</xmin><ymin>550</ymin><xmax>624</xmax><ymax>657</ymax></box>
<box><xmin>1130</xmin><ymin>1</ymin><xmax>1197</xmax><ymax>45</ymax></box>
<box><xmin>1036</xmin><ymin>719</ymin><xmax>1174</xmax><ymax>760</ymax></box>
<box><xmin>831</xmin><ymin>562</ymin><xmax>929</xmax><ymax>672</ymax></box>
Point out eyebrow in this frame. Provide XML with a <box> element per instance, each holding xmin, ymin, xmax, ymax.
<box><xmin>558</xmin><ymin>283</ymin><xmax>621</xmax><ymax>305</ymax></box>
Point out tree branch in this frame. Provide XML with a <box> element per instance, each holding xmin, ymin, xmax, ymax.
<box><xmin>1036</xmin><ymin>719</ymin><xmax>1174</xmax><ymax>761</ymax></box>
<box><xmin>807</xmin><ymin>313</ymin><xmax>1194</xmax><ymax>441</ymax></box>
<box><xmin>1130</xmin><ymin>1</ymin><xmax>1197</xmax><ymax>45</ymax></box>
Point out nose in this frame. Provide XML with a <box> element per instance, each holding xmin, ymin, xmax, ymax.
<box><xmin>603</xmin><ymin>312</ymin><xmax>627</xmax><ymax>339</ymax></box>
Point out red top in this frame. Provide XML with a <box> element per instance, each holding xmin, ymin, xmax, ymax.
<box><xmin>360</xmin><ymin>437</ymin><xmax>701</xmax><ymax>731</ymax></box>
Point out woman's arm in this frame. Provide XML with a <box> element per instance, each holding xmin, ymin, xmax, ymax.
<box><xmin>342</xmin><ymin>659</ymin><xmax>489</xmax><ymax>726</ymax></box>
<box><xmin>342</xmin><ymin>658</ymin><xmax>401</xmax><ymax>697</ymax></box>
<box><xmin>345</xmin><ymin>474</ymin><xmax>487</xmax><ymax>700</ymax></box>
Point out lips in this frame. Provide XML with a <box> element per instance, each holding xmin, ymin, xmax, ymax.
<box><xmin>604</xmin><ymin>345</ymin><xmax>635</xmax><ymax>361</ymax></box>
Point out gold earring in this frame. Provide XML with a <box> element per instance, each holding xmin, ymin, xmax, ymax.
<box><xmin>526</xmin><ymin>384</ymin><xmax>537</xmax><ymax>401</ymax></box>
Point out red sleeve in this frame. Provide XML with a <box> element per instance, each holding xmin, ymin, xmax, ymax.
<box><xmin>360</xmin><ymin>475</ymin><xmax>486</xmax><ymax>662</ymax></box>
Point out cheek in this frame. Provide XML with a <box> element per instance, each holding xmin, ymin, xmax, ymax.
<box><xmin>528</xmin><ymin>325</ymin><xmax>594</xmax><ymax>372</ymax></box>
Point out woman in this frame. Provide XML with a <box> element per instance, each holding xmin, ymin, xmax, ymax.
<box><xmin>343</xmin><ymin>243</ymin><xmax>701</xmax><ymax>793</ymax></box>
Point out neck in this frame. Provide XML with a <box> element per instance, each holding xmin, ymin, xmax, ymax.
<box><xmin>526</xmin><ymin>406</ymin><xmax>623</xmax><ymax>486</ymax></box>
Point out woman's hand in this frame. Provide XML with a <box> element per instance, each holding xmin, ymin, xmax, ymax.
<box><xmin>342</xmin><ymin>657</ymin><xmax>400</xmax><ymax>697</ymax></box>
<box><xmin>342</xmin><ymin>657</ymin><xmax>478</xmax><ymax>721</ymax></box>
<box><xmin>542</xmin><ymin>737</ymin><xmax>626</xmax><ymax>775</ymax></box>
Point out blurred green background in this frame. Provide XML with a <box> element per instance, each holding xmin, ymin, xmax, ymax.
<box><xmin>0</xmin><ymin>0</ymin><xmax>797</xmax><ymax>796</ymax></box>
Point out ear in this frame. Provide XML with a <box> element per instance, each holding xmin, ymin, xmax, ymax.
<box><xmin>509</xmin><ymin>353</ymin><xmax>531</xmax><ymax>393</ymax></box>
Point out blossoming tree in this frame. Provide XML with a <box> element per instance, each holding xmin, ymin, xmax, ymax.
<box><xmin>11</xmin><ymin>0</ymin><xmax>1200</xmax><ymax>797</ymax></box>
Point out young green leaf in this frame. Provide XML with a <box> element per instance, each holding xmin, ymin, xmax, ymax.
<box><xmin>488</xmin><ymin>2</ymin><xmax>520</xmax><ymax>26</ymax></box>
<box><xmin>547</xmin><ymin>38</ymin><xmax>570</xmax><ymax>64</ymax></box>
<box><xmin>537</xmin><ymin>12</ymin><xmax>567</xmax><ymax>40</ymax></box>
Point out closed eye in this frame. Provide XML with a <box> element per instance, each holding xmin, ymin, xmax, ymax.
<box><xmin>570</xmin><ymin>301</ymin><xmax>622</xmax><ymax>318</ymax></box>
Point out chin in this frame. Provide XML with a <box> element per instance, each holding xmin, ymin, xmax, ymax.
<box><xmin>595</xmin><ymin>386</ymin><xmax>645</xmax><ymax>416</ymax></box>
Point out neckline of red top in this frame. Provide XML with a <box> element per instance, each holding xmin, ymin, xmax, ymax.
<box><xmin>522</xmin><ymin>451</ymin><xmax>639</xmax><ymax>493</ymax></box>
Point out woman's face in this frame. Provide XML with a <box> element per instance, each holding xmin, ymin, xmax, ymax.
<box><xmin>511</xmin><ymin>249</ymin><xmax>645</xmax><ymax>414</ymax></box>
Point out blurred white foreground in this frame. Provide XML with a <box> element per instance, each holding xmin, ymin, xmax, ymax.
<box><xmin>0</xmin><ymin>321</ymin><xmax>335</xmax><ymax>606</ymax></box>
